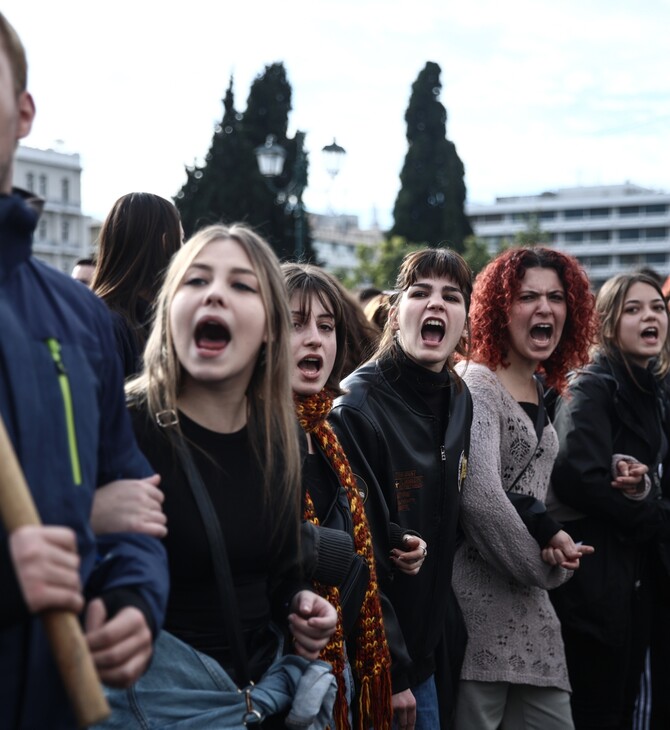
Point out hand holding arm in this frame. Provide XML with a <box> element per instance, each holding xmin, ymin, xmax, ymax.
<box><xmin>611</xmin><ymin>455</ymin><xmax>650</xmax><ymax>500</ymax></box>
<box><xmin>390</xmin><ymin>534</ymin><xmax>427</xmax><ymax>576</ymax></box>
<box><xmin>85</xmin><ymin>598</ymin><xmax>153</xmax><ymax>687</ymax></box>
<box><xmin>9</xmin><ymin>524</ymin><xmax>84</xmax><ymax>614</ymax></box>
<box><xmin>540</xmin><ymin>529</ymin><xmax>594</xmax><ymax>570</ymax></box>
<box><xmin>288</xmin><ymin>590</ymin><xmax>337</xmax><ymax>660</ymax></box>
<box><xmin>91</xmin><ymin>474</ymin><xmax>167</xmax><ymax>537</ymax></box>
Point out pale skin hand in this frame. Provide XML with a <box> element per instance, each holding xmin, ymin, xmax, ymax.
<box><xmin>9</xmin><ymin>525</ymin><xmax>84</xmax><ymax>614</ymax></box>
<box><xmin>612</xmin><ymin>460</ymin><xmax>648</xmax><ymax>496</ymax></box>
<box><xmin>541</xmin><ymin>529</ymin><xmax>594</xmax><ymax>570</ymax></box>
<box><xmin>392</xmin><ymin>688</ymin><xmax>417</xmax><ymax>730</ymax></box>
<box><xmin>288</xmin><ymin>590</ymin><xmax>337</xmax><ymax>660</ymax></box>
<box><xmin>390</xmin><ymin>534</ymin><xmax>428</xmax><ymax>576</ymax></box>
<box><xmin>91</xmin><ymin>474</ymin><xmax>167</xmax><ymax>537</ymax></box>
<box><xmin>85</xmin><ymin>599</ymin><xmax>153</xmax><ymax>688</ymax></box>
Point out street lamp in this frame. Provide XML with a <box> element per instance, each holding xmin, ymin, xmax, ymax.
<box><xmin>254</xmin><ymin>133</ymin><xmax>308</xmax><ymax>260</ymax></box>
<box><xmin>321</xmin><ymin>138</ymin><xmax>346</xmax><ymax>180</ymax></box>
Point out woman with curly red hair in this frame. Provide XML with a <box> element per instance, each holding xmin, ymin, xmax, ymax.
<box><xmin>452</xmin><ymin>246</ymin><xmax>597</xmax><ymax>729</ymax></box>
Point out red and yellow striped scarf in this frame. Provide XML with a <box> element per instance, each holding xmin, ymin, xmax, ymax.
<box><xmin>295</xmin><ymin>389</ymin><xmax>393</xmax><ymax>730</ymax></box>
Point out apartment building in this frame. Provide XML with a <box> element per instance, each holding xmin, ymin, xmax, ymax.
<box><xmin>14</xmin><ymin>145</ymin><xmax>94</xmax><ymax>274</ymax></box>
<box><xmin>309</xmin><ymin>212</ymin><xmax>383</xmax><ymax>277</ymax></box>
<box><xmin>467</xmin><ymin>184</ymin><xmax>670</xmax><ymax>289</ymax></box>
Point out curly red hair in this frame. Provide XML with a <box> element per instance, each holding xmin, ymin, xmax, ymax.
<box><xmin>468</xmin><ymin>247</ymin><xmax>597</xmax><ymax>393</ymax></box>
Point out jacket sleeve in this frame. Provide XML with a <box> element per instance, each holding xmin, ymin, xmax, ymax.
<box><xmin>88</xmin><ymin>305</ymin><xmax>169</xmax><ymax>632</ymax></box>
<box><xmin>552</xmin><ymin>375</ymin><xmax>670</xmax><ymax>540</ymax></box>
<box><xmin>460</xmin><ymin>372</ymin><xmax>570</xmax><ymax>589</ymax></box>
<box><xmin>329</xmin><ymin>402</ymin><xmax>413</xmax><ymax>693</ymax></box>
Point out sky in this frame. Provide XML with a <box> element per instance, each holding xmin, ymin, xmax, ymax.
<box><xmin>5</xmin><ymin>1</ymin><xmax>670</xmax><ymax>230</ymax></box>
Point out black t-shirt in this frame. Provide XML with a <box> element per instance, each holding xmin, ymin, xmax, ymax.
<box><xmin>130</xmin><ymin>405</ymin><xmax>304</xmax><ymax>682</ymax></box>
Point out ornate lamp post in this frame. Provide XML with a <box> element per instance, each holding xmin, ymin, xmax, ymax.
<box><xmin>254</xmin><ymin>133</ymin><xmax>308</xmax><ymax>259</ymax></box>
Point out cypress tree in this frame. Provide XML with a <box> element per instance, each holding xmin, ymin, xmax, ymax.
<box><xmin>175</xmin><ymin>63</ymin><xmax>312</xmax><ymax>260</ymax></box>
<box><xmin>390</xmin><ymin>62</ymin><xmax>472</xmax><ymax>252</ymax></box>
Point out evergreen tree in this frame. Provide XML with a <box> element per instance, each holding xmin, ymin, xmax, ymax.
<box><xmin>390</xmin><ymin>62</ymin><xmax>472</xmax><ymax>252</ymax></box>
<box><xmin>175</xmin><ymin>64</ymin><xmax>313</xmax><ymax>260</ymax></box>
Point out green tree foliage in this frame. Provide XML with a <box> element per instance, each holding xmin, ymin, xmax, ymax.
<box><xmin>390</xmin><ymin>62</ymin><xmax>473</xmax><ymax>252</ymax></box>
<box><xmin>174</xmin><ymin>63</ymin><xmax>313</xmax><ymax>260</ymax></box>
<box><xmin>498</xmin><ymin>214</ymin><xmax>550</xmax><ymax>250</ymax></box>
<box><xmin>349</xmin><ymin>236</ymin><xmax>423</xmax><ymax>290</ymax></box>
<box><xmin>462</xmin><ymin>235</ymin><xmax>491</xmax><ymax>276</ymax></box>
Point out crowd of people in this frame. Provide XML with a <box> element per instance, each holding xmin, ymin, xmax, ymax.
<box><xmin>2</xmin><ymin>11</ymin><xmax>670</xmax><ymax>730</ymax></box>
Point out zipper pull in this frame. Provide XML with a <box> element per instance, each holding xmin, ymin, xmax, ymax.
<box><xmin>440</xmin><ymin>445</ymin><xmax>446</xmax><ymax>462</ymax></box>
<box><xmin>47</xmin><ymin>337</ymin><xmax>66</xmax><ymax>374</ymax></box>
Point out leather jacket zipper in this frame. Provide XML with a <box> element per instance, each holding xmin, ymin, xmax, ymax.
<box><xmin>46</xmin><ymin>338</ymin><xmax>82</xmax><ymax>485</ymax></box>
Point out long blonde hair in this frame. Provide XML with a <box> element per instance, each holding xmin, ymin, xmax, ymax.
<box><xmin>126</xmin><ymin>223</ymin><xmax>301</xmax><ymax>528</ymax></box>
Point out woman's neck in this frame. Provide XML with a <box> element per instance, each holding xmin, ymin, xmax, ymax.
<box><xmin>495</xmin><ymin>357</ymin><xmax>539</xmax><ymax>404</ymax></box>
<box><xmin>177</xmin><ymin>379</ymin><xmax>248</xmax><ymax>433</ymax></box>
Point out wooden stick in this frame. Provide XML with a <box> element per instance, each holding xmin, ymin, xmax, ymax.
<box><xmin>0</xmin><ymin>414</ymin><xmax>110</xmax><ymax>727</ymax></box>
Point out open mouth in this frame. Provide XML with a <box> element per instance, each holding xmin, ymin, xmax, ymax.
<box><xmin>641</xmin><ymin>326</ymin><xmax>659</xmax><ymax>342</ymax></box>
<box><xmin>298</xmin><ymin>356</ymin><xmax>322</xmax><ymax>375</ymax></box>
<box><xmin>195</xmin><ymin>319</ymin><xmax>230</xmax><ymax>350</ymax></box>
<box><xmin>421</xmin><ymin>318</ymin><xmax>445</xmax><ymax>344</ymax></box>
<box><xmin>530</xmin><ymin>323</ymin><xmax>553</xmax><ymax>343</ymax></box>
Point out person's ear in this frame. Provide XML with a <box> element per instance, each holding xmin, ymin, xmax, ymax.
<box><xmin>388</xmin><ymin>305</ymin><xmax>400</xmax><ymax>332</ymax></box>
<box><xmin>16</xmin><ymin>91</ymin><xmax>35</xmax><ymax>141</ymax></box>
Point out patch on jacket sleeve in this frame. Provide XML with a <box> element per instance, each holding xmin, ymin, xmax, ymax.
<box><xmin>353</xmin><ymin>473</ymin><xmax>368</xmax><ymax>504</ymax></box>
<box><xmin>458</xmin><ymin>451</ymin><xmax>468</xmax><ymax>492</ymax></box>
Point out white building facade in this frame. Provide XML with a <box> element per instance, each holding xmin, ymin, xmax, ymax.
<box><xmin>14</xmin><ymin>145</ymin><xmax>94</xmax><ymax>274</ymax></box>
<box><xmin>309</xmin><ymin>213</ymin><xmax>383</xmax><ymax>278</ymax></box>
<box><xmin>467</xmin><ymin>184</ymin><xmax>670</xmax><ymax>289</ymax></box>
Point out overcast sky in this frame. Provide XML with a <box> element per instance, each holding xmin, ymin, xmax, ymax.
<box><xmin>5</xmin><ymin>1</ymin><xmax>670</xmax><ymax>229</ymax></box>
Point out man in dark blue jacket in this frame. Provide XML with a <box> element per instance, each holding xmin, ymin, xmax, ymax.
<box><xmin>0</xmin><ymin>13</ymin><xmax>169</xmax><ymax>729</ymax></box>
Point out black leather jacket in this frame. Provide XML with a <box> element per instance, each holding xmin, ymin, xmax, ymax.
<box><xmin>551</xmin><ymin>353</ymin><xmax>670</xmax><ymax>643</ymax></box>
<box><xmin>330</xmin><ymin>355</ymin><xmax>472</xmax><ymax>692</ymax></box>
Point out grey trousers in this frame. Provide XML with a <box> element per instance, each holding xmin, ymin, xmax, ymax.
<box><xmin>454</xmin><ymin>680</ymin><xmax>575</xmax><ymax>730</ymax></box>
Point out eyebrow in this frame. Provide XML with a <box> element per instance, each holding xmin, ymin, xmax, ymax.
<box><xmin>411</xmin><ymin>282</ymin><xmax>463</xmax><ymax>295</ymax></box>
<box><xmin>187</xmin><ymin>262</ymin><xmax>257</xmax><ymax>277</ymax></box>
<box><xmin>624</xmin><ymin>297</ymin><xmax>664</xmax><ymax>305</ymax></box>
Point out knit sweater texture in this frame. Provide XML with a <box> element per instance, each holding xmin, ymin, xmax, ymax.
<box><xmin>453</xmin><ymin>362</ymin><xmax>571</xmax><ymax>691</ymax></box>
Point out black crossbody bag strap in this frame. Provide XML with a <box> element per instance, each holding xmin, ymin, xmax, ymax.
<box><xmin>506</xmin><ymin>377</ymin><xmax>546</xmax><ymax>493</ymax></box>
<box><xmin>173</xmin><ymin>437</ymin><xmax>252</xmax><ymax>688</ymax></box>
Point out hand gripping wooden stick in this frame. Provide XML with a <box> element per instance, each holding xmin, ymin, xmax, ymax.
<box><xmin>0</xmin><ymin>415</ymin><xmax>110</xmax><ymax>727</ymax></box>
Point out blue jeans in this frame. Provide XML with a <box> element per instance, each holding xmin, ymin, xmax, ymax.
<box><xmin>393</xmin><ymin>675</ymin><xmax>439</xmax><ymax>730</ymax></box>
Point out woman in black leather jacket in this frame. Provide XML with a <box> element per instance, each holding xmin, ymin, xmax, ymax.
<box><xmin>551</xmin><ymin>271</ymin><xmax>670</xmax><ymax>729</ymax></box>
<box><xmin>330</xmin><ymin>248</ymin><xmax>473</xmax><ymax>730</ymax></box>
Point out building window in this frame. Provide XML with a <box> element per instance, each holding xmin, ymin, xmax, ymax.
<box><xmin>645</xmin><ymin>227</ymin><xmax>668</xmax><ymax>239</ymax></box>
<box><xmin>619</xmin><ymin>206</ymin><xmax>640</xmax><ymax>216</ymax></box>
<box><xmin>26</xmin><ymin>172</ymin><xmax>34</xmax><ymax>192</ymax></box>
<box><xmin>580</xmin><ymin>255</ymin><xmax>611</xmax><ymax>267</ymax></box>
<box><xmin>588</xmin><ymin>207</ymin><xmax>611</xmax><ymax>218</ymax></box>
<box><xmin>39</xmin><ymin>219</ymin><xmax>47</xmax><ymax>240</ymax></box>
<box><xmin>61</xmin><ymin>220</ymin><xmax>69</xmax><ymax>243</ymax></box>
<box><xmin>61</xmin><ymin>178</ymin><xmax>69</xmax><ymax>203</ymax></box>
<box><xmin>590</xmin><ymin>230</ymin><xmax>611</xmax><ymax>242</ymax></box>
<box><xmin>39</xmin><ymin>174</ymin><xmax>47</xmax><ymax>197</ymax></box>
<box><xmin>619</xmin><ymin>229</ymin><xmax>640</xmax><ymax>241</ymax></box>
<box><xmin>619</xmin><ymin>253</ymin><xmax>643</xmax><ymax>265</ymax></box>
<box><xmin>564</xmin><ymin>231</ymin><xmax>584</xmax><ymax>243</ymax></box>
<box><xmin>564</xmin><ymin>209</ymin><xmax>584</xmax><ymax>219</ymax></box>
<box><xmin>539</xmin><ymin>211</ymin><xmax>556</xmax><ymax>221</ymax></box>
<box><xmin>646</xmin><ymin>253</ymin><xmax>667</xmax><ymax>264</ymax></box>
<box><xmin>645</xmin><ymin>204</ymin><xmax>667</xmax><ymax>215</ymax></box>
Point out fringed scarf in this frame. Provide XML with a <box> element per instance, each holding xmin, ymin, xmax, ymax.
<box><xmin>295</xmin><ymin>389</ymin><xmax>393</xmax><ymax>730</ymax></box>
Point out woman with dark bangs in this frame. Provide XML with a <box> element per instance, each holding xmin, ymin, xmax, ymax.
<box><xmin>330</xmin><ymin>248</ymin><xmax>473</xmax><ymax>730</ymax></box>
<box><xmin>551</xmin><ymin>272</ymin><xmax>670</xmax><ymax>730</ymax></box>
<box><xmin>452</xmin><ymin>247</ymin><xmax>597</xmax><ymax>729</ymax></box>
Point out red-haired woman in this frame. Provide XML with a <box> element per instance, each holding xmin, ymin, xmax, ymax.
<box><xmin>452</xmin><ymin>247</ymin><xmax>598</xmax><ymax>729</ymax></box>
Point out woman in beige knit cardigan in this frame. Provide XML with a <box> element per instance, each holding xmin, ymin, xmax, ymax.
<box><xmin>452</xmin><ymin>247</ymin><xmax>597</xmax><ymax>730</ymax></box>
